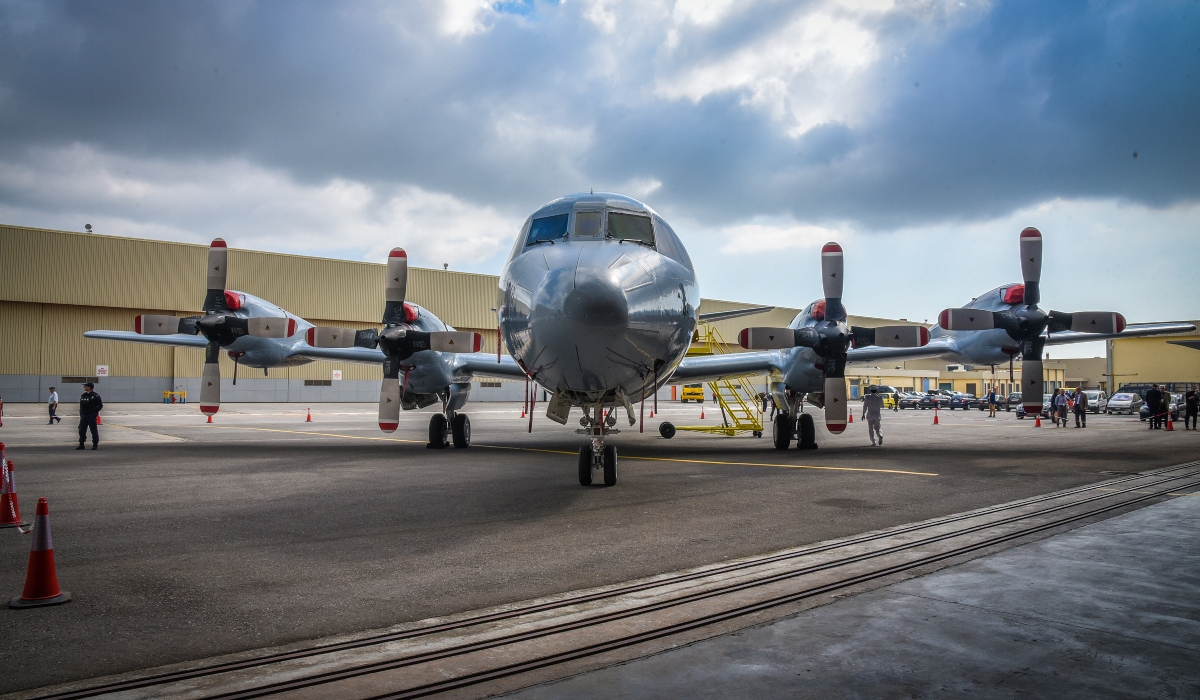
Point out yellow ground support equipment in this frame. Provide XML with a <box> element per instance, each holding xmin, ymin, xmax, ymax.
<box><xmin>671</xmin><ymin>322</ymin><xmax>764</xmax><ymax>437</ymax></box>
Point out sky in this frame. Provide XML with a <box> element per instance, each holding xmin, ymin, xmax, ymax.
<box><xmin>2</xmin><ymin>0</ymin><xmax>1198</xmax><ymax>358</ymax></box>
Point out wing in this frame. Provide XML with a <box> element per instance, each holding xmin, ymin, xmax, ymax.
<box><xmin>84</xmin><ymin>330</ymin><xmax>210</xmax><ymax>349</ymax></box>
<box><xmin>696</xmin><ymin>306</ymin><xmax>775</xmax><ymax>323</ymax></box>
<box><xmin>846</xmin><ymin>336</ymin><xmax>960</xmax><ymax>364</ymax></box>
<box><xmin>289</xmin><ymin>345</ymin><xmax>387</xmax><ymax>365</ymax></box>
<box><xmin>454</xmin><ymin>353</ymin><xmax>530</xmax><ymax>381</ymax></box>
<box><xmin>1044</xmin><ymin>322</ymin><xmax>1196</xmax><ymax>346</ymax></box>
<box><xmin>670</xmin><ymin>351</ymin><xmax>784</xmax><ymax>382</ymax></box>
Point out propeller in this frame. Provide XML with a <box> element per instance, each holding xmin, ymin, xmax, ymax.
<box><xmin>304</xmin><ymin>248</ymin><xmax>482</xmax><ymax>432</ymax></box>
<box><xmin>133</xmin><ymin>238</ymin><xmax>295</xmax><ymax>416</ymax></box>
<box><xmin>938</xmin><ymin>227</ymin><xmax>1127</xmax><ymax>414</ymax></box>
<box><xmin>738</xmin><ymin>242</ymin><xmax>929</xmax><ymax>434</ymax></box>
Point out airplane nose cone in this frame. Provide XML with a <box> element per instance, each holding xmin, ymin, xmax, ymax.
<box><xmin>563</xmin><ymin>272</ymin><xmax>628</xmax><ymax>329</ymax></box>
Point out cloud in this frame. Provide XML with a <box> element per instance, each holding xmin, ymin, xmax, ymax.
<box><xmin>0</xmin><ymin>144</ymin><xmax>521</xmax><ymax>268</ymax></box>
<box><xmin>717</xmin><ymin>220</ymin><xmax>841</xmax><ymax>255</ymax></box>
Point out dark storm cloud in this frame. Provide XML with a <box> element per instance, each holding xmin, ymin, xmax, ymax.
<box><xmin>1</xmin><ymin>0</ymin><xmax>1197</xmax><ymax>228</ymax></box>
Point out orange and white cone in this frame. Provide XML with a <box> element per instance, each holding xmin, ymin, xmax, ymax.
<box><xmin>1034</xmin><ymin>413</ymin><xmax>1042</xmax><ymax>427</ymax></box>
<box><xmin>9</xmin><ymin>498</ymin><xmax>71</xmax><ymax>608</ymax></box>
<box><xmin>933</xmin><ymin>407</ymin><xmax>939</xmax><ymax>425</ymax></box>
<box><xmin>848</xmin><ymin>411</ymin><xmax>854</xmax><ymax>423</ymax></box>
<box><xmin>1</xmin><ymin>458</ymin><xmax>26</xmax><ymax>529</ymax></box>
<box><xmin>1166</xmin><ymin>414</ymin><xmax>1175</xmax><ymax>431</ymax></box>
<box><xmin>306</xmin><ymin>408</ymin><xmax>313</xmax><ymax>423</ymax></box>
<box><xmin>700</xmin><ymin>404</ymin><xmax>705</xmax><ymax>420</ymax></box>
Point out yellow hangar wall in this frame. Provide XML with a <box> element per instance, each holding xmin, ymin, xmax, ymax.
<box><xmin>1110</xmin><ymin>326</ymin><xmax>1200</xmax><ymax>392</ymax></box>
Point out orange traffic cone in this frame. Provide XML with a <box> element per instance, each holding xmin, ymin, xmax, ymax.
<box><xmin>701</xmin><ymin>404</ymin><xmax>705</xmax><ymax>419</ymax></box>
<box><xmin>206</xmin><ymin>415</ymin><xmax>213</xmax><ymax>424</ymax></box>
<box><xmin>306</xmin><ymin>408</ymin><xmax>313</xmax><ymax>423</ymax></box>
<box><xmin>848</xmin><ymin>411</ymin><xmax>854</xmax><ymax>423</ymax></box>
<box><xmin>933</xmin><ymin>407</ymin><xmax>939</xmax><ymax>425</ymax></box>
<box><xmin>9</xmin><ymin>498</ymin><xmax>71</xmax><ymax>608</ymax></box>
<box><xmin>1034</xmin><ymin>413</ymin><xmax>1042</xmax><ymax>427</ymax></box>
<box><xmin>95</xmin><ymin>414</ymin><xmax>102</xmax><ymax>425</ymax></box>
<box><xmin>1166</xmin><ymin>414</ymin><xmax>1175</xmax><ymax>431</ymax></box>
<box><xmin>2</xmin><ymin>458</ymin><xmax>25</xmax><ymax>529</ymax></box>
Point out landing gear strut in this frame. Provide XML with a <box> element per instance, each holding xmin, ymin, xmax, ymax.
<box><xmin>576</xmin><ymin>404</ymin><xmax>618</xmax><ymax>486</ymax></box>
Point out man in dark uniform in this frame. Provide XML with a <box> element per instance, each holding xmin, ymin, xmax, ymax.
<box><xmin>1145</xmin><ymin>384</ymin><xmax>1162</xmax><ymax>429</ymax></box>
<box><xmin>1186</xmin><ymin>389</ymin><xmax>1198</xmax><ymax>430</ymax></box>
<box><xmin>78</xmin><ymin>382</ymin><xmax>103</xmax><ymax>450</ymax></box>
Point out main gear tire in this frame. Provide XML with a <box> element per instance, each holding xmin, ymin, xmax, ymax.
<box><xmin>428</xmin><ymin>414</ymin><xmax>447</xmax><ymax>448</ymax></box>
<box><xmin>451</xmin><ymin>414</ymin><xmax>471</xmax><ymax>448</ymax></box>
<box><xmin>797</xmin><ymin>412</ymin><xmax>818</xmax><ymax>450</ymax></box>
<box><xmin>772</xmin><ymin>414</ymin><xmax>794</xmax><ymax>450</ymax></box>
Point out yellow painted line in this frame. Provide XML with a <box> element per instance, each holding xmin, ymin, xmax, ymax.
<box><xmin>213</xmin><ymin>426</ymin><xmax>936</xmax><ymax>476</ymax></box>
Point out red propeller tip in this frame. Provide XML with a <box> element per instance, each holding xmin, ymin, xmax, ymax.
<box><xmin>389</xmin><ymin>248</ymin><xmax>407</xmax><ymax>258</ymax></box>
<box><xmin>821</xmin><ymin>242</ymin><xmax>842</xmax><ymax>254</ymax></box>
<box><xmin>200</xmin><ymin>405</ymin><xmax>219</xmax><ymax>415</ymax></box>
<box><xmin>379</xmin><ymin>422</ymin><xmax>399</xmax><ymax>431</ymax></box>
<box><xmin>1115</xmin><ymin>314</ymin><xmax>1127</xmax><ymax>333</ymax></box>
<box><xmin>738</xmin><ymin>328</ymin><xmax>749</xmax><ymax>348</ymax></box>
<box><xmin>1019</xmin><ymin>227</ymin><xmax>1041</xmax><ymax>239</ymax></box>
<box><xmin>134</xmin><ymin>316</ymin><xmax>143</xmax><ymax>334</ymax></box>
<box><xmin>287</xmin><ymin>318</ymin><xmax>297</xmax><ymax>337</ymax></box>
<box><xmin>919</xmin><ymin>327</ymin><xmax>930</xmax><ymax>345</ymax></box>
<box><xmin>210</xmin><ymin>238</ymin><xmax>227</xmax><ymax>248</ymax></box>
<box><xmin>938</xmin><ymin>310</ymin><xmax>949</xmax><ymax>328</ymax></box>
<box><xmin>472</xmin><ymin>333</ymin><xmax>483</xmax><ymax>352</ymax></box>
<box><xmin>827</xmin><ymin>421</ymin><xmax>847</xmax><ymax>434</ymax></box>
<box><xmin>305</xmin><ymin>328</ymin><xmax>316</xmax><ymax>345</ymax></box>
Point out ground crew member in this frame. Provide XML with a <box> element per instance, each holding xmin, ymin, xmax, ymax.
<box><xmin>48</xmin><ymin>386</ymin><xmax>61</xmax><ymax>424</ymax></box>
<box><xmin>1185</xmin><ymin>389</ymin><xmax>1198</xmax><ymax>430</ymax></box>
<box><xmin>1052</xmin><ymin>388</ymin><xmax>1068</xmax><ymax>427</ymax></box>
<box><xmin>1073</xmin><ymin>387</ymin><xmax>1088</xmax><ymax>428</ymax></box>
<box><xmin>1146</xmin><ymin>384</ymin><xmax>1162</xmax><ymax>429</ymax></box>
<box><xmin>863</xmin><ymin>387</ymin><xmax>884</xmax><ymax>446</ymax></box>
<box><xmin>78</xmin><ymin>382</ymin><xmax>103</xmax><ymax>450</ymax></box>
<box><xmin>987</xmin><ymin>386</ymin><xmax>998</xmax><ymax>417</ymax></box>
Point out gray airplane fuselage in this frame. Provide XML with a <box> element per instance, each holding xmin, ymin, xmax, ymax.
<box><xmin>926</xmin><ymin>284</ymin><xmax>1031</xmax><ymax>366</ymax></box>
<box><xmin>499</xmin><ymin>193</ymin><xmax>699</xmax><ymax>407</ymax></box>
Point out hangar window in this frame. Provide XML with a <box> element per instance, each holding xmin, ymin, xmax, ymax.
<box><xmin>304</xmin><ymin>379</ymin><xmax>332</xmax><ymax>386</ymax></box>
<box><xmin>526</xmin><ymin>214</ymin><xmax>569</xmax><ymax>245</ymax></box>
<box><xmin>607</xmin><ymin>212</ymin><xmax>655</xmax><ymax>247</ymax></box>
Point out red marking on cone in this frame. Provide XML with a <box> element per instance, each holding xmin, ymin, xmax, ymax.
<box><xmin>701</xmin><ymin>404</ymin><xmax>705</xmax><ymax>420</ymax></box>
<box><xmin>1</xmin><ymin>459</ymin><xmax>25</xmax><ymax>529</ymax></box>
<box><xmin>95</xmin><ymin>414</ymin><xmax>102</xmax><ymax>425</ymax></box>
<box><xmin>1034</xmin><ymin>414</ymin><xmax>1041</xmax><ymax>427</ymax></box>
<box><xmin>306</xmin><ymin>408</ymin><xmax>312</xmax><ymax>423</ymax></box>
<box><xmin>933</xmin><ymin>407</ymin><xmax>939</xmax><ymax>425</ymax></box>
<box><xmin>9</xmin><ymin>498</ymin><xmax>71</xmax><ymax>608</ymax></box>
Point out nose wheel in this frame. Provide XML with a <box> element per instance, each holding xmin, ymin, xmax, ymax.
<box><xmin>578</xmin><ymin>441</ymin><xmax>618</xmax><ymax>487</ymax></box>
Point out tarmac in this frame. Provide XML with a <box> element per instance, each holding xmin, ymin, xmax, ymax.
<box><xmin>0</xmin><ymin>400</ymin><xmax>1196</xmax><ymax>697</ymax></box>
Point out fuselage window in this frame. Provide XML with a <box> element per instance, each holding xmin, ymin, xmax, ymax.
<box><xmin>526</xmin><ymin>213</ymin><xmax>569</xmax><ymax>245</ymax></box>
<box><xmin>607</xmin><ymin>212</ymin><xmax>655</xmax><ymax>247</ymax></box>
<box><xmin>574</xmin><ymin>210</ymin><xmax>603</xmax><ymax>239</ymax></box>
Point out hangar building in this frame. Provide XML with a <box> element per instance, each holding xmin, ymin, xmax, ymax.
<box><xmin>2</xmin><ymin>224</ymin><xmax>1195</xmax><ymax>404</ymax></box>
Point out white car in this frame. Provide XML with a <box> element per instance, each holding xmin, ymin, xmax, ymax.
<box><xmin>1106</xmin><ymin>392</ymin><xmax>1144</xmax><ymax>415</ymax></box>
<box><xmin>1081</xmin><ymin>390</ymin><xmax>1108</xmax><ymax>414</ymax></box>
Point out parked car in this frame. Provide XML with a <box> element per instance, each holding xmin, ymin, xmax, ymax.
<box><xmin>1016</xmin><ymin>394</ymin><xmax>1053</xmax><ymax>419</ymax></box>
<box><xmin>1106</xmin><ymin>392</ymin><xmax>1144</xmax><ymax>415</ymax></box>
<box><xmin>1005</xmin><ymin>392</ymin><xmax>1022</xmax><ymax>412</ymax></box>
<box><xmin>948</xmin><ymin>393</ymin><xmax>980</xmax><ymax>410</ymax></box>
<box><xmin>1140</xmin><ymin>395</ymin><xmax>1182</xmax><ymax>422</ymax></box>
<box><xmin>897</xmin><ymin>393</ymin><xmax>922</xmax><ymax>410</ymax></box>
<box><xmin>1080</xmin><ymin>390</ymin><xmax>1108</xmax><ymax>414</ymax></box>
<box><xmin>918</xmin><ymin>392</ymin><xmax>950</xmax><ymax>409</ymax></box>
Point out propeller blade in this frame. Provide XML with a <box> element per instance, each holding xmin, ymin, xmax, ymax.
<box><xmin>1019</xmin><ymin>227</ymin><xmax>1041</xmax><ymax>306</ymax></box>
<box><xmin>824</xmin><ymin>376</ymin><xmax>848</xmax><ymax>434</ymax></box>
<box><xmin>1022</xmin><ymin>358</ymin><xmax>1044</xmax><ymax>413</ymax></box>
<box><xmin>1049</xmin><ymin>311</ymin><xmax>1127</xmax><ymax>335</ymax></box>
<box><xmin>382</xmin><ymin>248</ymin><xmax>408</xmax><ymax>325</ymax></box>
<box><xmin>306</xmin><ymin>326</ymin><xmax>379</xmax><ymax>349</ymax></box>
<box><xmin>938</xmin><ymin>308</ymin><xmax>996</xmax><ymax>331</ymax></box>
<box><xmin>429</xmin><ymin>331</ymin><xmax>483</xmax><ymax>353</ymax></box>
<box><xmin>865</xmin><ymin>325</ymin><xmax>931</xmax><ymax>348</ymax></box>
<box><xmin>203</xmin><ymin>238</ymin><xmax>229</xmax><ymax>313</ymax></box>
<box><xmin>821</xmin><ymin>242</ymin><xmax>845</xmax><ymax>321</ymax></box>
<box><xmin>378</xmin><ymin>357</ymin><xmax>401</xmax><ymax>432</ymax></box>
<box><xmin>200</xmin><ymin>342</ymin><xmax>221</xmax><ymax>416</ymax></box>
<box><xmin>738</xmin><ymin>327</ymin><xmax>820</xmax><ymax>350</ymax></box>
<box><xmin>246</xmin><ymin>317</ymin><xmax>296</xmax><ymax>338</ymax></box>
<box><xmin>135</xmin><ymin>315</ymin><xmax>182</xmax><ymax>335</ymax></box>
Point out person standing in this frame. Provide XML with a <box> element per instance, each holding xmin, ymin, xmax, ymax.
<box><xmin>986</xmin><ymin>387</ymin><xmax>998</xmax><ymax>417</ymax></box>
<box><xmin>1185</xmin><ymin>389</ymin><xmax>1198</xmax><ymax>430</ymax></box>
<box><xmin>863</xmin><ymin>387</ymin><xmax>884</xmax><ymax>446</ymax></box>
<box><xmin>1073</xmin><ymin>387</ymin><xmax>1089</xmax><ymax>428</ymax></box>
<box><xmin>47</xmin><ymin>387</ymin><xmax>61</xmax><ymax>424</ymax></box>
<box><xmin>77</xmin><ymin>382</ymin><xmax>103</xmax><ymax>450</ymax></box>
<box><xmin>1053</xmin><ymin>389</ymin><xmax>1068</xmax><ymax>427</ymax></box>
<box><xmin>1161</xmin><ymin>387</ymin><xmax>1172</xmax><ymax>427</ymax></box>
<box><xmin>1145</xmin><ymin>384</ymin><xmax>1162</xmax><ymax>429</ymax></box>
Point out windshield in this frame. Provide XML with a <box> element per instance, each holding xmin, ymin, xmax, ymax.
<box><xmin>1112</xmin><ymin>394</ymin><xmax>1133</xmax><ymax>400</ymax></box>
<box><xmin>574</xmin><ymin>210</ymin><xmax>603</xmax><ymax>239</ymax></box>
<box><xmin>607</xmin><ymin>212</ymin><xmax>655</xmax><ymax>246</ymax></box>
<box><xmin>527</xmin><ymin>214</ymin><xmax>569</xmax><ymax>245</ymax></box>
<box><xmin>1084</xmin><ymin>391</ymin><xmax>1099</xmax><ymax>399</ymax></box>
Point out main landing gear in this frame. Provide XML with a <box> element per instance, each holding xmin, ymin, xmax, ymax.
<box><xmin>772</xmin><ymin>411</ymin><xmax>817</xmax><ymax>450</ymax></box>
<box><xmin>428</xmin><ymin>411</ymin><xmax>471</xmax><ymax>449</ymax></box>
<box><xmin>576</xmin><ymin>405</ymin><xmax>618</xmax><ymax>487</ymax></box>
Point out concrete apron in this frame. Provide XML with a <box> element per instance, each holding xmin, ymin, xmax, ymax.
<box><xmin>15</xmin><ymin>463</ymin><xmax>1199</xmax><ymax>700</ymax></box>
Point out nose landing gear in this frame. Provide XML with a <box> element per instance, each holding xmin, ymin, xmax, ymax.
<box><xmin>576</xmin><ymin>404</ymin><xmax>618</xmax><ymax>486</ymax></box>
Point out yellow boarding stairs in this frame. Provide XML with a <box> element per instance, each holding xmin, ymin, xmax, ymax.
<box><xmin>672</xmin><ymin>321</ymin><xmax>764</xmax><ymax>437</ymax></box>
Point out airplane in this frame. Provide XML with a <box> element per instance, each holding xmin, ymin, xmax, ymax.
<box><xmin>84</xmin><ymin>239</ymin><xmax>508</xmax><ymax>446</ymax></box>
<box><xmin>736</xmin><ymin>226</ymin><xmax>1196</xmax><ymax>423</ymax></box>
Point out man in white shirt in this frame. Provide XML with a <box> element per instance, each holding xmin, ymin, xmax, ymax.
<box><xmin>863</xmin><ymin>387</ymin><xmax>885</xmax><ymax>446</ymax></box>
<box><xmin>47</xmin><ymin>387</ymin><xmax>61</xmax><ymax>424</ymax></box>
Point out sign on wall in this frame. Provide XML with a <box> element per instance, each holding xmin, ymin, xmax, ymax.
<box><xmin>95</xmin><ymin>365</ymin><xmax>109</xmax><ymax>378</ymax></box>
<box><xmin>331</xmin><ymin>370</ymin><xmax>342</xmax><ymax>381</ymax></box>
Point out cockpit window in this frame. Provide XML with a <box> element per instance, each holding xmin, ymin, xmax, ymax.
<box><xmin>574</xmin><ymin>210</ymin><xmax>603</xmax><ymax>239</ymax></box>
<box><xmin>526</xmin><ymin>214</ymin><xmax>569</xmax><ymax>245</ymax></box>
<box><xmin>607</xmin><ymin>212</ymin><xmax>655</xmax><ymax>246</ymax></box>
